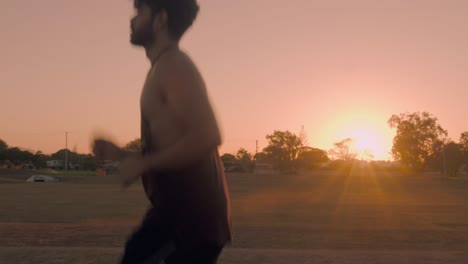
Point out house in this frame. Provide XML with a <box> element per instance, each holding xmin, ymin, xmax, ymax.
<box><xmin>46</xmin><ymin>160</ymin><xmax>64</xmax><ymax>170</ymax></box>
<box><xmin>254</xmin><ymin>162</ymin><xmax>280</xmax><ymax>175</ymax></box>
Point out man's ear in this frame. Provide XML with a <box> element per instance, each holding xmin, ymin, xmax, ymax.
<box><xmin>153</xmin><ymin>9</ymin><xmax>169</xmax><ymax>31</ymax></box>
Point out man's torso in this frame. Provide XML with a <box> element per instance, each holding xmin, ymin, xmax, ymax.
<box><xmin>139</xmin><ymin>51</ymin><xmax>231</xmax><ymax>245</ymax></box>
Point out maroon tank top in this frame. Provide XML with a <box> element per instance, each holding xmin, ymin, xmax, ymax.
<box><xmin>140</xmin><ymin>115</ymin><xmax>232</xmax><ymax>246</ymax></box>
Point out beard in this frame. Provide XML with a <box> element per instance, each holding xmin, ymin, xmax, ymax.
<box><xmin>130</xmin><ymin>21</ymin><xmax>154</xmax><ymax>47</ymax></box>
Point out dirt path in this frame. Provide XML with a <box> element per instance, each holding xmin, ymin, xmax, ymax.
<box><xmin>1</xmin><ymin>247</ymin><xmax>468</xmax><ymax>264</ymax></box>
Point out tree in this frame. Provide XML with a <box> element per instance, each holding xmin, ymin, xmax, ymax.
<box><xmin>51</xmin><ymin>149</ymin><xmax>79</xmax><ymax>162</ymax></box>
<box><xmin>298</xmin><ymin>126</ymin><xmax>309</xmax><ymax>147</ymax></box>
<box><xmin>50</xmin><ymin>149</ymin><xmax>83</xmax><ymax>170</ymax></box>
<box><xmin>0</xmin><ymin>139</ymin><xmax>7</xmax><ymax>160</ymax></box>
<box><xmin>33</xmin><ymin>151</ymin><xmax>49</xmax><ymax>168</ymax></box>
<box><xmin>124</xmin><ymin>138</ymin><xmax>142</xmax><ymax>153</ymax></box>
<box><xmin>328</xmin><ymin>138</ymin><xmax>357</xmax><ymax>161</ymax></box>
<box><xmin>296</xmin><ymin>147</ymin><xmax>329</xmax><ymax>169</ymax></box>
<box><xmin>460</xmin><ymin>132</ymin><xmax>468</xmax><ymax>152</ymax></box>
<box><xmin>236</xmin><ymin>148</ymin><xmax>252</xmax><ymax>162</ymax></box>
<box><xmin>5</xmin><ymin>147</ymin><xmax>34</xmax><ymax>164</ymax></box>
<box><xmin>459</xmin><ymin>132</ymin><xmax>468</xmax><ymax>172</ymax></box>
<box><xmin>444</xmin><ymin>142</ymin><xmax>464</xmax><ymax>177</ymax></box>
<box><xmin>51</xmin><ymin>149</ymin><xmax>66</xmax><ymax>160</ymax></box>
<box><xmin>388</xmin><ymin>112</ymin><xmax>447</xmax><ymax>171</ymax></box>
<box><xmin>221</xmin><ymin>153</ymin><xmax>237</xmax><ymax>164</ymax></box>
<box><xmin>80</xmin><ymin>154</ymin><xmax>97</xmax><ymax>171</ymax></box>
<box><xmin>460</xmin><ymin>132</ymin><xmax>468</xmax><ymax>148</ymax></box>
<box><xmin>253</xmin><ymin>152</ymin><xmax>268</xmax><ymax>162</ymax></box>
<box><xmin>361</xmin><ymin>149</ymin><xmax>375</xmax><ymax>161</ymax></box>
<box><xmin>0</xmin><ymin>139</ymin><xmax>7</xmax><ymax>152</ymax></box>
<box><xmin>236</xmin><ymin>148</ymin><xmax>254</xmax><ymax>172</ymax></box>
<box><xmin>262</xmin><ymin>130</ymin><xmax>303</xmax><ymax>170</ymax></box>
<box><xmin>426</xmin><ymin>139</ymin><xmax>447</xmax><ymax>172</ymax></box>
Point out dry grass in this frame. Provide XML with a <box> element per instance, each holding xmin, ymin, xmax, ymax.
<box><xmin>1</xmin><ymin>167</ymin><xmax>468</xmax><ymax>263</ymax></box>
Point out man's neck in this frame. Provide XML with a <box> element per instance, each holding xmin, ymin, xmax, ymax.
<box><xmin>145</xmin><ymin>38</ymin><xmax>179</xmax><ymax>66</ymax></box>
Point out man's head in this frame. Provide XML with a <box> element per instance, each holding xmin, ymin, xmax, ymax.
<box><xmin>130</xmin><ymin>0</ymin><xmax>199</xmax><ymax>46</ymax></box>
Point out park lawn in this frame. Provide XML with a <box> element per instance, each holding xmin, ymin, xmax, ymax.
<box><xmin>2</xmin><ymin>168</ymin><xmax>468</xmax><ymax>263</ymax></box>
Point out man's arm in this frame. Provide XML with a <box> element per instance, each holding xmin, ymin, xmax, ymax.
<box><xmin>93</xmin><ymin>139</ymin><xmax>131</xmax><ymax>161</ymax></box>
<box><xmin>141</xmin><ymin>55</ymin><xmax>222</xmax><ymax>172</ymax></box>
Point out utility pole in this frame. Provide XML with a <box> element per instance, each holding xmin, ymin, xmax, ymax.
<box><xmin>254</xmin><ymin>139</ymin><xmax>259</xmax><ymax>175</ymax></box>
<box><xmin>65</xmin><ymin>132</ymin><xmax>69</xmax><ymax>177</ymax></box>
<box><xmin>444</xmin><ymin>147</ymin><xmax>447</xmax><ymax>178</ymax></box>
<box><xmin>255</xmin><ymin>140</ymin><xmax>258</xmax><ymax>157</ymax></box>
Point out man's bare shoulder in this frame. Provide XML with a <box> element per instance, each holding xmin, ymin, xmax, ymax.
<box><xmin>156</xmin><ymin>50</ymin><xmax>203</xmax><ymax>83</ymax></box>
<box><xmin>167</xmin><ymin>50</ymin><xmax>197</xmax><ymax>69</ymax></box>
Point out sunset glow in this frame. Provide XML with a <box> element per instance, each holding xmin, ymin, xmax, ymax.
<box><xmin>315</xmin><ymin>109</ymin><xmax>395</xmax><ymax>161</ymax></box>
<box><xmin>347</xmin><ymin>128</ymin><xmax>382</xmax><ymax>160</ymax></box>
<box><xmin>1</xmin><ymin>1</ymin><xmax>467</xmax><ymax>159</ymax></box>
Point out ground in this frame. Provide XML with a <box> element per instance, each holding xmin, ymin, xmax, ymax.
<box><xmin>1</xmin><ymin>167</ymin><xmax>468</xmax><ymax>263</ymax></box>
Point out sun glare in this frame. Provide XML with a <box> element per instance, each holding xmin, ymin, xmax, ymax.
<box><xmin>347</xmin><ymin>128</ymin><xmax>381</xmax><ymax>160</ymax></box>
<box><xmin>312</xmin><ymin>110</ymin><xmax>396</xmax><ymax>161</ymax></box>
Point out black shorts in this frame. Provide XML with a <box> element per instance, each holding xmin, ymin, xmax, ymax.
<box><xmin>120</xmin><ymin>208</ymin><xmax>224</xmax><ymax>264</ymax></box>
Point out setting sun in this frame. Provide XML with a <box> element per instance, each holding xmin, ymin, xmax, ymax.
<box><xmin>317</xmin><ymin>110</ymin><xmax>395</xmax><ymax>161</ymax></box>
<box><xmin>347</xmin><ymin>128</ymin><xmax>382</xmax><ymax>160</ymax></box>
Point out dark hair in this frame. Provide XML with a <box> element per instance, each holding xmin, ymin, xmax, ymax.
<box><xmin>134</xmin><ymin>0</ymin><xmax>199</xmax><ymax>40</ymax></box>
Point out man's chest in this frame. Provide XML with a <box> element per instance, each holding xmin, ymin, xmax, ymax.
<box><xmin>140</xmin><ymin>73</ymin><xmax>169</xmax><ymax>116</ymax></box>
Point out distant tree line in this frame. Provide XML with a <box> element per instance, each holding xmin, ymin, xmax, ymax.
<box><xmin>220</xmin><ymin>111</ymin><xmax>468</xmax><ymax>176</ymax></box>
<box><xmin>0</xmin><ymin>139</ymin><xmax>97</xmax><ymax>171</ymax></box>
<box><xmin>221</xmin><ymin>130</ymin><xmax>330</xmax><ymax>173</ymax></box>
<box><xmin>2</xmin><ymin>111</ymin><xmax>467</xmax><ymax>176</ymax></box>
<box><xmin>0</xmin><ymin>138</ymin><xmax>144</xmax><ymax>171</ymax></box>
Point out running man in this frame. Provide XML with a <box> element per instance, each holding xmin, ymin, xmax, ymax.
<box><xmin>92</xmin><ymin>0</ymin><xmax>231</xmax><ymax>262</ymax></box>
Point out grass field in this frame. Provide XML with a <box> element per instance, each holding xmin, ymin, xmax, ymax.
<box><xmin>1</xmin><ymin>167</ymin><xmax>468</xmax><ymax>263</ymax></box>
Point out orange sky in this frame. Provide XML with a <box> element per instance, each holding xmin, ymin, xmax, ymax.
<box><xmin>1</xmin><ymin>0</ymin><xmax>468</xmax><ymax>160</ymax></box>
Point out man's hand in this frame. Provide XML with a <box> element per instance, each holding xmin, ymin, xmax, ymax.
<box><xmin>120</xmin><ymin>153</ymin><xmax>146</xmax><ymax>188</ymax></box>
<box><xmin>92</xmin><ymin>139</ymin><xmax>125</xmax><ymax>161</ymax></box>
